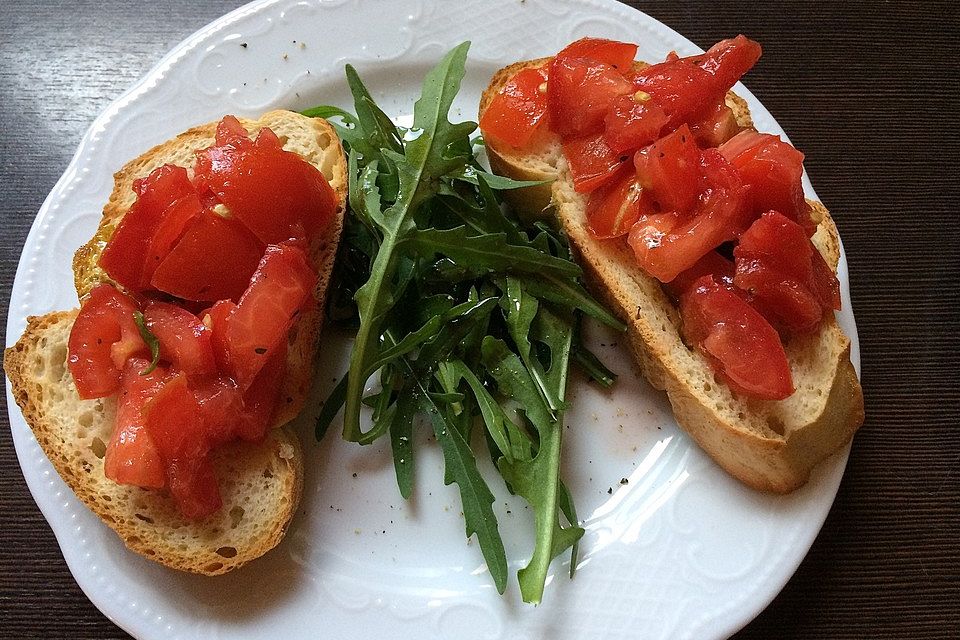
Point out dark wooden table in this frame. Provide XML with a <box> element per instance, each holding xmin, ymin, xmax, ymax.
<box><xmin>2</xmin><ymin>1</ymin><xmax>957</xmax><ymax>638</ymax></box>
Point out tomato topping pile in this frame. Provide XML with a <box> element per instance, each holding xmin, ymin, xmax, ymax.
<box><xmin>481</xmin><ymin>36</ymin><xmax>842</xmax><ymax>401</ymax></box>
<box><xmin>68</xmin><ymin>116</ymin><xmax>329</xmax><ymax>518</ymax></box>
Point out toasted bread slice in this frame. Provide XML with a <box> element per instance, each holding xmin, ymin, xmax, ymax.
<box><xmin>481</xmin><ymin>60</ymin><xmax>864</xmax><ymax>493</ymax></box>
<box><xmin>5</xmin><ymin>110</ymin><xmax>346</xmax><ymax>573</ymax></box>
<box><xmin>73</xmin><ymin>109</ymin><xmax>348</xmax><ymax>426</ymax></box>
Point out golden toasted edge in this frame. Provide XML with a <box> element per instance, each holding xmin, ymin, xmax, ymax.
<box><xmin>481</xmin><ymin>57</ymin><xmax>864</xmax><ymax>492</ymax></box>
<box><xmin>3</xmin><ymin>311</ymin><xmax>305</xmax><ymax>574</ymax></box>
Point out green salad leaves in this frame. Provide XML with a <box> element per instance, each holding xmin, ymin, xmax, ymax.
<box><xmin>305</xmin><ymin>42</ymin><xmax>622</xmax><ymax>604</ymax></box>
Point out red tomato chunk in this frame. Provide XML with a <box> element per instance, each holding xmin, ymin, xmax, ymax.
<box><xmin>478</xmin><ymin>66</ymin><xmax>550</xmax><ymax>148</ymax></box>
<box><xmin>557</xmin><ymin>37</ymin><xmax>638</xmax><ymax>72</ymax></box>
<box><xmin>719</xmin><ymin>130</ymin><xmax>814</xmax><ymax>235</ymax></box>
<box><xmin>734</xmin><ymin>211</ymin><xmax>840</xmax><ymax>334</ymax></box>
<box><xmin>99</xmin><ymin>165</ymin><xmax>196</xmax><ymax>293</ymax></box>
<box><xmin>563</xmin><ymin>133</ymin><xmax>627</xmax><ymax>193</ymax></box>
<box><xmin>225</xmin><ymin>243</ymin><xmax>316</xmax><ymax>389</ymax></box>
<box><xmin>67</xmin><ymin>284</ymin><xmax>147</xmax><ymax>399</ymax></box>
<box><xmin>142</xmin><ymin>374</ymin><xmax>222</xmax><ymax>519</ymax></box>
<box><xmin>633</xmin><ymin>124</ymin><xmax>704</xmax><ymax>214</ymax></box>
<box><xmin>150</xmin><ymin>210</ymin><xmax>264</xmax><ymax>302</ymax></box>
<box><xmin>194</xmin><ymin>116</ymin><xmax>337</xmax><ymax>244</ymax></box>
<box><xmin>143</xmin><ymin>301</ymin><xmax>218</xmax><ymax>376</ymax></box>
<box><xmin>103</xmin><ymin>358</ymin><xmax>169</xmax><ymax>489</ymax></box>
<box><xmin>547</xmin><ymin>55</ymin><xmax>633</xmax><ymax>139</ymax></box>
<box><xmin>681</xmin><ymin>276</ymin><xmax>794</xmax><ymax>400</ymax></box>
<box><xmin>586</xmin><ymin>168</ymin><xmax>651</xmax><ymax>239</ymax></box>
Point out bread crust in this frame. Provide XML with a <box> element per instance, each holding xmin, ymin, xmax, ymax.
<box><xmin>5</xmin><ymin>110</ymin><xmax>345</xmax><ymax>573</ymax></box>
<box><xmin>480</xmin><ymin>59</ymin><xmax>864</xmax><ymax>492</ymax></box>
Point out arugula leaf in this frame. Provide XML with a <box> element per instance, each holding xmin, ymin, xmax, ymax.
<box><xmin>451</xmin><ymin>165</ymin><xmax>550</xmax><ymax>190</ymax></box>
<box><xmin>389</xmin><ymin>392</ymin><xmax>418</xmax><ymax>499</ymax></box>
<box><xmin>343</xmin><ymin>42</ymin><xmax>474</xmax><ymax>442</ymax></box>
<box><xmin>345</xmin><ymin>65</ymin><xmax>404</xmax><ymax>155</ymax></box>
<box><xmin>403</xmin><ymin>226</ymin><xmax>582</xmax><ymax>280</ymax></box>
<box><xmin>506</xmin><ymin>272</ymin><xmax>625</xmax><ymax>330</ymax></box>
<box><xmin>501</xmin><ymin>276</ymin><xmax>560</xmax><ymax>415</ymax></box>
<box><xmin>483</xmin><ymin>335</ymin><xmax>583</xmax><ymax>604</ymax></box>
<box><xmin>300</xmin><ymin>104</ymin><xmax>358</xmax><ymax>127</ymax></box>
<box><xmin>573</xmin><ymin>339</ymin><xmax>618</xmax><ymax>388</ymax></box>
<box><xmin>440</xmin><ymin>360</ymin><xmax>523</xmax><ymax>464</ymax></box>
<box><xmin>315</xmin><ymin>373</ymin><xmax>348</xmax><ymax>440</ymax></box>
<box><xmin>424</xmin><ymin>372</ymin><xmax>509</xmax><ymax>594</ymax></box>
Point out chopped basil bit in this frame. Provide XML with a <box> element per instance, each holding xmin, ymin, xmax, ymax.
<box><xmin>133</xmin><ymin>311</ymin><xmax>160</xmax><ymax>375</ymax></box>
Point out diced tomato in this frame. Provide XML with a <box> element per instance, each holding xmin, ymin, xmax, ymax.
<box><xmin>140</xmin><ymin>192</ymin><xmax>205</xmax><ymax>289</ymax></box>
<box><xmin>699</xmin><ymin>148</ymin><xmax>744</xmax><ymax>192</ymax></box>
<box><xmin>547</xmin><ymin>55</ymin><xmax>633</xmax><ymax>139</ymax></box>
<box><xmin>603</xmin><ymin>92</ymin><xmax>669</xmax><ymax>154</ymax></box>
<box><xmin>142</xmin><ymin>374</ymin><xmax>221</xmax><ymax>519</ymax></box>
<box><xmin>150</xmin><ymin>209</ymin><xmax>264</xmax><ymax>302</ymax></box>
<box><xmin>204</xmin><ymin>299</ymin><xmax>237</xmax><ymax>373</ymax></box>
<box><xmin>699</xmin><ymin>148</ymin><xmax>753</xmax><ymax>233</ymax></box>
<box><xmin>214</xmin><ymin>114</ymin><xmax>249</xmax><ymax>146</ymax></box>
<box><xmin>226</xmin><ymin>244</ymin><xmax>316</xmax><ymax>388</ymax></box>
<box><xmin>190</xmin><ymin>375</ymin><xmax>244</xmax><ymax>446</ymax></box>
<box><xmin>235</xmin><ymin>341</ymin><xmax>287</xmax><ymax>442</ymax></box>
<box><xmin>103</xmin><ymin>358</ymin><xmax>168</xmax><ymax>489</ymax></box>
<box><xmin>166</xmin><ymin>457</ymin><xmax>222</xmax><ymax>520</ymax></box>
<box><xmin>633</xmin><ymin>125</ymin><xmax>703</xmax><ymax>214</ymax></box>
<box><xmin>719</xmin><ymin>130</ymin><xmax>814</xmax><ymax>234</ymax></box>
<box><xmin>697</xmin><ymin>35</ymin><xmax>763</xmax><ymax>93</ymax></box>
<box><xmin>193</xmin><ymin>117</ymin><xmax>337</xmax><ymax>244</ymax></box>
<box><xmin>630</xmin><ymin>35</ymin><xmax>761</xmax><ymax>128</ymax></box>
<box><xmin>734</xmin><ymin>211</ymin><xmax>840</xmax><ymax>334</ymax></box>
<box><xmin>716</xmin><ymin>128</ymin><xmax>765</xmax><ymax>160</ymax></box>
<box><xmin>626</xmin><ymin>209</ymin><xmax>679</xmax><ymax>267</ymax></box>
<box><xmin>586</xmin><ymin>168</ymin><xmax>652</xmax><ymax>239</ymax></box>
<box><xmin>143</xmin><ymin>301</ymin><xmax>217</xmax><ymax>376</ymax></box>
<box><xmin>688</xmin><ymin>100</ymin><xmax>741</xmax><ymax>147</ymax></box>
<box><xmin>681</xmin><ymin>275</ymin><xmax>793</xmax><ymax>400</ymax></box>
<box><xmin>664</xmin><ymin>250</ymin><xmax>735</xmax><ymax>300</ymax></box>
<box><xmin>67</xmin><ymin>285</ymin><xmax>147</xmax><ymax>399</ymax></box>
<box><xmin>630</xmin><ymin>56</ymin><xmax>716</xmax><ymax>127</ymax></box>
<box><xmin>99</xmin><ymin>165</ymin><xmax>196</xmax><ymax>292</ymax></box>
<box><xmin>628</xmin><ymin>188</ymin><xmax>743</xmax><ymax>282</ymax></box>
<box><xmin>563</xmin><ymin>133</ymin><xmax>627</xmax><ymax>193</ymax></box>
<box><xmin>479</xmin><ymin>66</ymin><xmax>550</xmax><ymax>148</ymax></box>
<box><xmin>141</xmin><ymin>374</ymin><xmax>206</xmax><ymax>464</ymax></box>
<box><xmin>557</xmin><ymin>37</ymin><xmax>638</xmax><ymax>71</ymax></box>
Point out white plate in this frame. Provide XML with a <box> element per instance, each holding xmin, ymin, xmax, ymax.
<box><xmin>5</xmin><ymin>1</ymin><xmax>861</xmax><ymax>638</ymax></box>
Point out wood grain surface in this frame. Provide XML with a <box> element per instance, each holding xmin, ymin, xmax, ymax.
<box><xmin>1</xmin><ymin>1</ymin><xmax>957</xmax><ymax>638</ymax></box>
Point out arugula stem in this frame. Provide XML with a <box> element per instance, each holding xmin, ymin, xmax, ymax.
<box><xmin>342</xmin><ymin>232</ymin><xmax>401</xmax><ymax>442</ymax></box>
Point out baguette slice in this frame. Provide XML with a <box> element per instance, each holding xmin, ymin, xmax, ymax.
<box><xmin>481</xmin><ymin>60</ymin><xmax>864</xmax><ymax>493</ymax></box>
<box><xmin>73</xmin><ymin>109</ymin><xmax>348</xmax><ymax>428</ymax></box>
<box><xmin>4</xmin><ymin>110</ymin><xmax>347</xmax><ymax>573</ymax></box>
